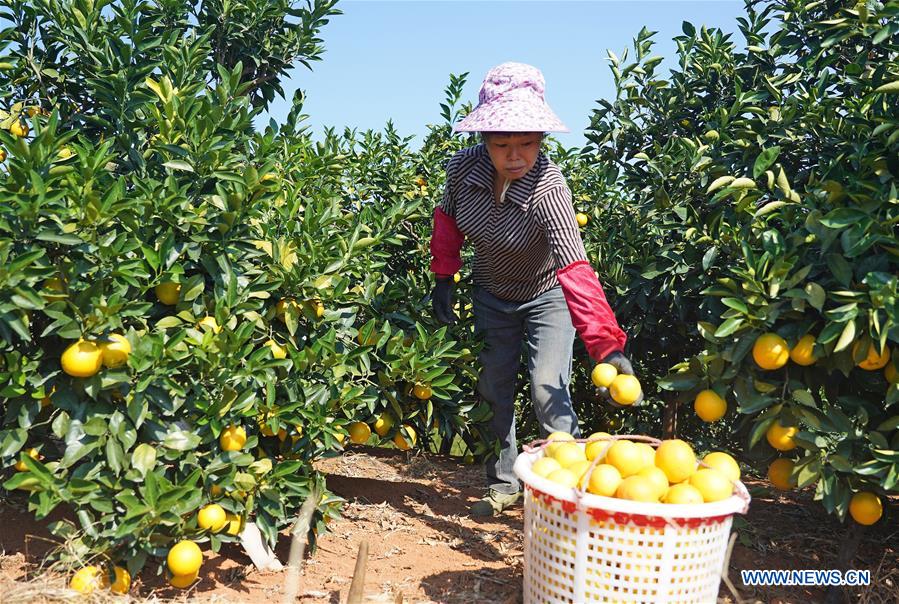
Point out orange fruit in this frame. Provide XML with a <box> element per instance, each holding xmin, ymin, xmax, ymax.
<box><xmin>264</xmin><ymin>339</ymin><xmax>287</xmax><ymax>359</ymax></box>
<box><xmin>702</xmin><ymin>452</ymin><xmax>740</xmax><ymax>483</ymax></box>
<box><xmin>586</xmin><ymin>464</ymin><xmax>623</xmax><ymax>497</ymax></box>
<box><xmin>766</xmin><ymin>422</ymin><xmax>798</xmax><ymax>451</ymax></box>
<box><xmin>531</xmin><ymin>456</ymin><xmax>563</xmax><ymax>478</ymax></box>
<box><xmin>609</xmin><ymin>374</ymin><xmax>642</xmax><ymax>405</ymax></box>
<box><xmin>167</xmin><ymin>540</ymin><xmax>203</xmax><ymax>576</ymax></box>
<box><xmin>605</xmin><ymin>440</ymin><xmax>645</xmax><ymax>477</ymax></box>
<box><xmin>224</xmin><ymin>512</ymin><xmax>243</xmax><ymax>536</ymax></box>
<box><xmin>636</xmin><ymin>466</ymin><xmax>670</xmax><ymax>500</ymax></box>
<box><xmin>552</xmin><ymin>442</ymin><xmax>587</xmax><ymax>468</ymax></box>
<box><xmin>849</xmin><ymin>491</ymin><xmax>883</xmax><ymax>526</ymax></box>
<box><xmin>689</xmin><ymin>468</ymin><xmax>733</xmax><ymax>502</ymax></box>
<box><xmin>753</xmin><ymin>333</ymin><xmax>789</xmax><ymax>370</ymax></box>
<box><xmin>789</xmin><ymin>334</ymin><xmax>817</xmax><ymax>366</ymax></box>
<box><xmin>219</xmin><ymin>425</ymin><xmax>247</xmax><ymax>451</ymax></box>
<box><xmin>694</xmin><ymin>389</ymin><xmax>726</xmax><ymax>422</ymax></box>
<box><xmin>767</xmin><ymin>458</ymin><xmax>795</xmax><ymax>491</ymax></box>
<box><xmin>584</xmin><ymin>432</ymin><xmax>612</xmax><ymax>461</ymax></box>
<box><xmin>547</xmin><ymin>468</ymin><xmax>579</xmax><ymax>488</ymax></box>
<box><xmin>545</xmin><ymin>431</ymin><xmax>575</xmax><ymax>457</ymax></box>
<box><xmin>393</xmin><ymin>425</ymin><xmax>417</xmax><ymax>450</ymax></box>
<box><xmin>348</xmin><ymin>421</ymin><xmax>371</xmax><ymax>444</ymax></box>
<box><xmin>14</xmin><ymin>447</ymin><xmax>40</xmax><ymax>472</ymax></box>
<box><xmin>615</xmin><ymin>475</ymin><xmax>660</xmax><ymax>502</ymax></box>
<box><xmin>197</xmin><ymin>316</ymin><xmax>221</xmax><ymax>333</ymax></box>
<box><xmin>155</xmin><ymin>282</ymin><xmax>181</xmax><ymax>305</ymax></box>
<box><xmin>10</xmin><ymin>121</ymin><xmax>29</xmax><ymax>137</ymax></box>
<box><xmin>576</xmin><ymin>213</ymin><xmax>588</xmax><ymax>227</ymax></box>
<box><xmin>662</xmin><ymin>483</ymin><xmax>704</xmax><ymax>504</ymax></box>
<box><xmin>197</xmin><ymin>504</ymin><xmax>227</xmax><ymax>532</ymax></box>
<box><xmin>654</xmin><ymin>439</ymin><xmax>697</xmax><ymax>484</ymax></box>
<box><xmin>275</xmin><ymin>298</ymin><xmax>300</xmax><ymax>320</ymax></box>
<box><xmin>412</xmin><ymin>383</ymin><xmax>432</xmax><ymax>400</ymax></box>
<box><xmin>110</xmin><ymin>566</ymin><xmax>131</xmax><ymax>594</ymax></box>
<box><xmin>854</xmin><ymin>342</ymin><xmax>891</xmax><ymax>370</ymax></box>
<box><xmin>306</xmin><ymin>299</ymin><xmax>325</xmax><ymax>319</ymax></box>
<box><xmin>591</xmin><ymin>363</ymin><xmax>618</xmax><ymax>388</ymax></box>
<box><xmin>100</xmin><ymin>333</ymin><xmax>131</xmax><ymax>368</ymax></box>
<box><xmin>69</xmin><ymin>566</ymin><xmax>107</xmax><ymax>594</ymax></box>
<box><xmin>169</xmin><ymin>570</ymin><xmax>199</xmax><ymax>588</ymax></box>
<box><xmin>61</xmin><ymin>339</ymin><xmax>103</xmax><ymax>378</ymax></box>
<box><xmin>636</xmin><ymin>442</ymin><xmax>656</xmax><ymax>469</ymax></box>
<box><xmin>0</xmin><ymin>147</ymin><xmax>6</xmax><ymax>162</ymax></box>
<box><xmin>373</xmin><ymin>413</ymin><xmax>394</xmax><ymax>437</ymax></box>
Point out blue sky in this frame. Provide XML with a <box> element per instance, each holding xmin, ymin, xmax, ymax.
<box><xmin>260</xmin><ymin>1</ymin><xmax>747</xmax><ymax>148</ymax></box>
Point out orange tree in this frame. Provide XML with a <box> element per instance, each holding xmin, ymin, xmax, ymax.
<box><xmin>580</xmin><ymin>0</ymin><xmax>898</xmax><ymax>526</ymax></box>
<box><xmin>0</xmin><ymin>0</ymin><xmax>485</xmax><ymax>585</ymax></box>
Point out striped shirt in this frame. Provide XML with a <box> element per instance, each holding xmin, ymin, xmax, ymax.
<box><xmin>440</xmin><ymin>144</ymin><xmax>587</xmax><ymax>302</ymax></box>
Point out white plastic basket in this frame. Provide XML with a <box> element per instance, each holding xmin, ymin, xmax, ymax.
<box><xmin>513</xmin><ymin>446</ymin><xmax>750</xmax><ymax>604</ymax></box>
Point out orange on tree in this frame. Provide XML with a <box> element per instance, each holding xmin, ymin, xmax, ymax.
<box><xmin>702</xmin><ymin>452</ymin><xmax>740</xmax><ymax>483</ymax></box>
<box><xmin>169</xmin><ymin>570</ymin><xmax>199</xmax><ymax>589</ymax></box>
<box><xmin>848</xmin><ymin>491</ymin><xmax>883</xmax><ymax>526</ymax></box>
<box><xmin>393</xmin><ymin>425</ymin><xmax>417</xmax><ymax>450</ymax></box>
<box><xmin>224</xmin><ymin>512</ymin><xmax>243</xmax><ymax>536</ymax></box>
<box><xmin>753</xmin><ymin>332</ymin><xmax>789</xmax><ymax>370</ymax></box>
<box><xmin>0</xmin><ymin>147</ymin><xmax>6</xmax><ymax>162</ymax></box>
<box><xmin>69</xmin><ymin>566</ymin><xmax>107</xmax><ymax>594</ymax></box>
<box><xmin>264</xmin><ymin>339</ymin><xmax>287</xmax><ymax>359</ymax></box>
<box><xmin>110</xmin><ymin>566</ymin><xmax>131</xmax><ymax>594</ymax></box>
<box><xmin>576</xmin><ymin>212</ymin><xmax>589</xmax><ymax>227</ymax></box>
<box><xmin>100</xmin><ymin>334</ymin><xmax>131</xmax><ymax>368</ymax></box>
<box><xmin>453</xmin><ymin>272</ymin><xmax>461</xmax><ymax>283</ymax></box>
<box><xmin>586</xmin><ymin>464</ymin><xmax>622</xmax><ymax>497</ymax></box>
<box><xmin>689</xmin><ymin>468</ymin><xmax>733</xmax><ymax>502</ymax></box>
<box><xmin>373</xmin><ymin>412</ymin><xmax>394</xmax><ymax>437</ymax></box>
<box><xmin>348</xmin><ymin>421</ymin><xmax>371</xmax><ymax>444</ymax></box>
<box><xmin>10</xmin><ymin>120</ymin><xmax>28</xmax><ymax>137</ymax></box>
<box><xmin>412</xmin><ymin>383</ymin><xmax>432</xmax><ymax>400</ymax></box>
<box><xmin>767</xmin><ymin>458</ymin><xmax>795</xmax><ymax>491</ymax></box>
<box><xmin>591</xmin><ymin>363</ymin><xmax>618</xmax><ymax>388</ymax></box>
<box><xmin>219</xmin><ymin>425</ymin><xmax>247</xmax><ymax>451</ymax></box>
<box><xmin>275</xmin><ymin>297</ymin><xmax>300</xmax><ymax>320</ymax></box>
<box><xmin>853</xmin><ymin>341</ymin><xmax>891</xmax><ymax>370</ymax></box>
<box><xmin>197</xmin><ymin>316</ymin><xmax>221</xmax><ymax>333</ymax></box>
<box><xmin>61</xmin><ymin>339</ymin><xmax>103</xmax><ymax>378</ymax></box>
<box><xmin>197</xmin><ymin>504</ymin><xmax>227</xmax><ymax>532</ymax></box>
<box><xmin>654</xmin><ymin>439</ymin><xmax>697</xmax><ymax>484</ymax></box>
<box><xmin>167</xmin><ymin>540</ymin><xmax>203</xmax><ymax>576</ymax></box>
<box><xmin>306</xmin><ymin>298</ymin><xmax>325</xmax><ymax>318</ymax></box>
<box><xmin>155</xmin><ymin>281</ymin><xmax>181</xmax><ymax>305</ymax></box>
<box><xmin>694</xmin><ymin>389</ymin><xmax>726</xmax><ymax>422</ymax></box>
<box><xmin>789</xmin><ymin>334</ymin><xmax>817</xmax><ymax>366</ymax></box>
<box><xmin>14</xmin><ymin>447</ymin><xmax>40</xmax><ymax>472</ymax></box>
<box><xmin>608</xmin><ymin>374</ymin><xmax>642</xmax><ymax>405</ymax></box>
<box><xmin>766</xmin><ymin>421</ymin><xmax>798</xmax><ymax>451</ymax></box>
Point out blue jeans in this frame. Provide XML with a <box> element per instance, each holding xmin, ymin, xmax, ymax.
<box><xmin>473</xmin><ymin>285</ymin><xmax>579</xmax><ymax>495</ymax></box>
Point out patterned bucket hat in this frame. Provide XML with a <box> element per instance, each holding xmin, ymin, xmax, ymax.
<box><xmin>454</xmin><ymin>62</ymin><xmax>569</xmax><ymax>133</ymax></box>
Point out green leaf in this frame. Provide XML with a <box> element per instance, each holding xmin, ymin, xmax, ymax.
<box><xmin>714</xmin><ymin>317</ymin><xmax>744</xmax><ymax>338</ymax></box>
<box><xmin>131</xmin><ymin>443</ymin><xmax>157</xmax><ymax>478</ymax></box>
<box><xmin>834</xmin><ymin>321</ymin><xmax>856</xmax><ymax>353</ymax></box>
<box><xmin>162</xmin><ymin>160</ymin><xmax>194</xmax><ymax>172</ymax></box>
<box><xmin>804</xmin><ymin>282</ymin><xmax>825</xmax><ymax>311</ymax></box>
<box><xmin>753</xmin><ymin>146</ymin><xmax>781</xmax><ymax>179</ymax></box>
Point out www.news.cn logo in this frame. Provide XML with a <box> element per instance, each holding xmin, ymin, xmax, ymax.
<box><xmin>741</xmin><ymin>569</ymin><xmax>871</xmax><ymax>587</ymax></box>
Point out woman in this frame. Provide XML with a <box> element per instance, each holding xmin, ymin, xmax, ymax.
<box><xmin>430</xmin><ymin>62</ymin><xmax>639</xmax><ymax>517</ymax></box>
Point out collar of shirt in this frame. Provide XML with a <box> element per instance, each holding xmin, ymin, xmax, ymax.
<box><xmin>462</xmin><ymin>144</ymin><xmax>544</xmax><ymax>210</ymax></box>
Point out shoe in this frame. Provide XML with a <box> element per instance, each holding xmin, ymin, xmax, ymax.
<box><xmin>470</xmin><ymin>489</ymin><xmax>521</xmax><ymax>517</ymax></box>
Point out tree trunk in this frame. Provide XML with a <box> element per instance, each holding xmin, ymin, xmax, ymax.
<box><xmin>662</xmin><ymin>397</ymin><xmax>678</xmax><ymax>439</ymax></box>
<box><xmin>823</xmin><ymin>521</ymin><xmax>865</xmax><ymax>604</ymax></box>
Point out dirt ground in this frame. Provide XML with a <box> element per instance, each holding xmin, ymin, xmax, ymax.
<box><xmin>1</xmin><ymin>446</ymin><xmax>897</xmax><ymax>603</ymax></box>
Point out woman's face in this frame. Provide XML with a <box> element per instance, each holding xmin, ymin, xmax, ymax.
<box><xmin>483</xmin><ymin>132</ymin><xmax>543</xmax><ymax>181</ymax></box>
